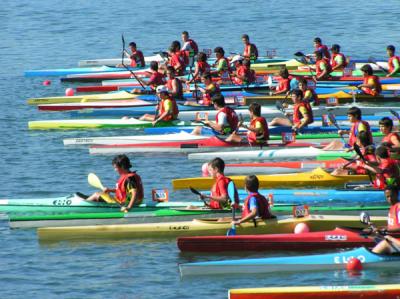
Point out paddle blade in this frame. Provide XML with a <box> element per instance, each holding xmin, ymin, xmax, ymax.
<box><xmin>275</xmin><ymin>100</ymin><xmax>284</xmax><ymax>113</ymax></box>
<box><xmin>227</xmin><ymin>181</ymin><xmax>237</xmax><ymax>204</ymax></box>
<box><xmin>390</xmin><ymin>109</ymin><xmax>400</xmax><ymax>121</ymax></box>
<box><xmin>360</xmin><ymin>212</ymin><xmax>371</xmax><ymax>225</ymax></box>
<box><xmin>88</xmin><ymin>173</ymin><xmax>105</xmax><ymax>190</ymax></box>
<box><xmin>226</xmin><ymin>224</ymin><xmax>236</xmax><ymax>236</ymax></box>
<box><xmin>294</xmin><ymin>51</ymin><xmax>305</xmax><ymax>57</ymax></box>
<box><xmin>189</xmin><ymin>186</ymin><xmax>202</xmax><ymax>196</ymax></box>
<box><xmin>327</xmin><ymin>112</ymin><xmax>341</xmax><ymax>130</ymax></box>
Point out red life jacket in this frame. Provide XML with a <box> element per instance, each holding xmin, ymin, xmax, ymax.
<box><xmin>215</xmin><ymin>106</ymin><xmax>239</xmax><ymax>134</ymax></box>
<box><xmin>130</xmin><ymin>50</ymin><xmax>145</xmax><ymax>67</ymax></box>
<box><xmin>242</xmin><ymin>192</ymin><xmax>273</xmax><ymax>219</ymax></box>
<box><xmin>316</xmin><ymin>44</ymin><xmax>331</xmax><ymax>59</ymax></box>
<box><xmin>197</xmin><ymin>61</ymin><xmax>210</xmax><ymax>77</ymax></box>
<box><xmin>166</xmin><ymin>78</ymin><xmax>184</xmax><ymax>99</ymax></box>
<box><xmin>303</xmin><ymin>88</ymin><xmax>320</xmax><ymax>106</ymax></box>
<box><xmin>247</xmin><ymin>117</ymin><xmax>269</xmax><ymax>144</ymax></box>
<box><xmin>388</xmin><ymin>56</ymin><xmax>400</xmax><ymax>73</ymax></box>
<box><xmin>170</xmin><ymin>52</ymin><xmax>186</xmax><ymax>76</ymax></box>
<box><xmin>354</xmin><ymin>149</ymin><xmax>377</xmax><ymax>175</ymax></box>
<box><xmin>293</xmin><ymin>102</ymin><xmax>314</xmax><ymax>126</ymax></box>
<box><xmin>388</xmin><ymin>202</ymin><xmax>400</xmax><ymax>230</ymax></box>
<box><xmin>330</xmin><ymin>53</ymin><xmax>347</xmax><ymax>69</ymax></box>
<box><xmin>148</xmin><ymin>71</ymin><xmax>166</xmax><ymax>88</ymax></box>
<box><xmin>202</xmin><ymin>83</ymin><xmax>220</xmax><ymax>106</ymax></box>
<box><xmin>362</xmin><ymin>75</ymin><xmax>382</xmax><ymax>96</ymax></box>
<box><xmin>276</xmin><ymin>78</ymin><xmax>290</xmax><ymax>93</ymax></box>
<box><xmin>243</xmin><ymin>43</ymin><xmax>258</xmax><ymax>60</ymax></box>
<box><xmin>187</xmin><ymin>38</ymin><xmax>199</xmax><ymax>55</ymax></box>
<box><xmin>316</xmin><ymin>58</ymin><xmax>332</xmax><ymax>77</ymax></box>
<box><xmin>348</xmin><ymin>120</ymin><xmax>373</xmax><ymax>147</ymax></box>
<box><xmin>115</xmin><ymin>172</ymin><xmax>144</xmax><ymax>204</ymax></box>
<box><xmin>374</xmin><ymin>158</ymin><xmax>400</xmax><ymax>189</ymax></box>
<box><xmin>158</xmin><ymin>96</ymin><xmax>179</xmax><ymax>121</ymax></box>
<box><xmin>382</xmin><ymin>132</ymin><xmax>400</xmax><ymax>147</ymax></box>
<box><xmin>210</xmin><ymin>175</ymin><xmax>239</xmax><ymax>209</ymax></box>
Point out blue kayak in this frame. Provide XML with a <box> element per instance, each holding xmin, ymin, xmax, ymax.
<box><xmin>179</xmin><ymin>247</ymin><xmax>399</xmax><ymax>276</ymax></box>
<box><xmin>24</xmin><ymin>65</ymin><xmax>146</xmax><ymax>77</ymax></box>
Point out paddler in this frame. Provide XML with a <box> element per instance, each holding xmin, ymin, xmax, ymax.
<box><xmin>330</xmin><ymin>44</ymin><xmax>348</xmax><ymax>71</ymax></box>
<box><xmin>168</xmin><ymin>40</ymin><xmax>186</xmax><ymax>76</ymax></box>
<box><xmin>271</xmin><ymin>66</ymin><xmax>291</xmax><ymax>95</ymax></box>
<box><xmin>86</xmin><ymin>155</ymin><xmax>144</xmax><ymax>212</ymax></box>
<box><xmin>239</xmin><ymin>103</ymin><xmax>270</xmax><ymax>145</ymax></box>
<box><xmin>357</xmin><ymin>64</ymin><xmax>382</xmax><ymax>96</ymax></box>
<box><xmin>211</xmin><ymin>47</ymin><xmax>231</xmax><ymax>80</ymax></box>
<box><xmin>270</xmin><ymin>89</ymin><xmax>314</xmax><ymax>132</ymax></box>
<box><xmin>232</xmin><ymin>59</ymin><xmax>256</xmax><ymax>85</ymax></box>
<box><xmin>241</xmin><ymin>34</ymin><xmax>258</xmax><ymax>61</ymax></box>
<box><xmin>188</xmin><ymin>52</ymin><xmax>211</xmax><ymax>82</ymax></box>
<box><xmin>232</xmin><ymin>175</ymin><xmax>274</xmax><ymax>225</ymax></box>
<box><xmin>197</xmin><ymin>72</ymin><xmax>220</xmax><ymax>106</ymax></box>
<box><xmin>132</xmin><ymin>61</ymin><xmax>166</xmax><ymax>94</ymax></box>
<box><xmin>202</xmin><ymin>94</ymin><xmax>239</xmax><ymax>135</ymax></box>
<box><xmin>313</xmin><ymin>37</ymin><xmax>330</xmax><ymax>59</ymax></box>
<box><xmin>386</xmin><ymin>45</ymin><xmax>400</xmax><ymax>77</ymax></box>
<box><xmin>371</xmin><ymin>185</ymin><xmax>400</xmax><ymax>254</ymax></box>
<box><xmin>298</xmin><ymin>77</ymin><xmax>319</xmax><ymax>106</ymax></box>
<box><xmin>313</xmin><ymin>50</ymin><xmax>332</xmax><ymax>80</ymax></box>
<box><xmin>339</xmin><ymin>107</ymin><xmax>374</xmax><ymax>148</ymax></box>
<box><xmin>380</xmin><ymin>117</ymin><xmax>400</xmax><ymax>151</ymax></box>
<box><xmin>199</xmin><ymin>157</ymin><xmax>239</xmax><ymax>209</ymax></box>
<box><xmin>166</xmin><ymin>66</ymin><xmax>184</xmax><ymax>100</ymax></box>
<box><xmin>139</xmin><ymin>85</ymin><xmax>179</xmax><ymax>125</ymax></box>
<box><xmin>181</xmin><ymin>31</ymin><xmax>199</xmax><ymax>66</ymax></box>
<box><xmin>117</xmin><ymin>41</ymin><xmax>145</xmax><ymax>68</ymax></box>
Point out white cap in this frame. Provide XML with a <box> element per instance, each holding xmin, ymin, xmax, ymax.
<box><xmin>156</xmin><ymin>85</ymin><xmax>168</xmax><ymax>94</ymax></box>
<box><xmin>231</xmin><ymin>54</ymin><xmax>244</xmax><ymax>64</ymax></box>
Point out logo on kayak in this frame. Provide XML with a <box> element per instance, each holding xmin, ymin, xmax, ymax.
<box><xmin>52</xmin><ymin>199</ymin><xmax>72</xmax><ymax>206</ymax></box>
<box><xmin>334</xmin><ymin>255</ymin><xmax>366</xmax><ymax>264</ymax></box>
<box><xmin>310</xmin><ymin>174</ymin><xmax>324</xmax><ymax>180</ymax></box>
<box><xmin>169</xmin><ymin>225</ymin><xmax>190</xmax><ymax>231</ymax></box>
<box><xmin>325</xmin><ymin>235</ymin><xmax>347</xmax><ymax>241</ymax></box>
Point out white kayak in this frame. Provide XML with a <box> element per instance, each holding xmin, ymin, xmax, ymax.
<box><xmin>78</xmin><ymin>54</ymin><xmax>167</xmax><ymax>67</ymax></box>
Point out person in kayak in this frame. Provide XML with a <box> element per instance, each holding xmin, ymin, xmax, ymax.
<box><xmin>242</xmin><ymin>34</ymin><xmax>258</xmax><ymax>61</ymax></box>
<box><xmin>239</xmin><ymin>102</ymin><xmax>269</xmax><ymax>145</ymax></box>
<box><xmin>211</xmin><ymin>47</ymin><xmax>231</xmax><ymax>81</ymax></box>
<box><xmin>298</xmin><ymin>78</ymin><xmax>319</xmax><ymax>106</ymax></box>
<box><xmin>357</xmin><ymin>64</ymin><xmax>382</xmax><ymax>96</ymax></box>
<box><xmin>201</xmin><ymin>94</ymin><xmax>239</xmax><ymax>135</ymax></box>
<box><xmin>232</xmin><ymin>59</ymin><xmax>256</xmax><ymax>85</ymax></box>
<box><xmin>197</xmin><ymin>72</ymin><xmax>220</xmax><ymax>106</ymax></box>
<box><xmin>313</xmin><ymin>37</ymin><xmax>331</xmax><ymax>59</ymax></box>
<box><xmin>386</xmin><ymin>45</ymin><xmax>400</xmax><ymax>77</ymax></box>
<box><xmin>181</xmin><ymin>31</ymin><xmax>199</xmax><ymax>66</ymax></box>
<box><xmin>199</xmin><ymin>157</ymin><xmax>239</xmax><ymax>209</ymax></box>
<box><xmin>168</xmin><ymin>40</ymin><xmax>186</xmax><ymax>76</ymax></box>
<box><xmin>371</xmin><ymin>185</ymin><xmax>400</xmax><ymax>254</ymax></box>
<box><xmin>188</xmin><ymin>52</ymin><xmax>210</xmax><ymax>82</ymax></box>
<box><xmin>117</xmin><ymin>41</ymin><xmax>145</xmax><ymax>68</ymax></box>
<box><xmin>86</xmin><ymin>155</ymin><xmax>144</xmax><ymax>212</ymax></box>
<box><xmin>139</xmin><ymin>85</ymin><xmax>179</xmax><ymax>125</ymax></box>
<box><xmin>340</xmin><ymin>107</ymin><xmax>374</xmax><ymax>148</ymax></box>
<box><xmin>380</xmin><ymin>117</ymin><xmax>400</xmax><ymax>150</ymax></box>
<box><xmin>132</xmin><ymin>61</ymin><xmax>166</xmax><ymax>94</ymax></box>
<box><xmin>313</xmin><ymin>50</ymin><xmax>332</xmax><ymax>80</ymax></box>
<box><xmin>232</xmin><ymin>175</ymin><xmax>274</xmax><ymax>225</ymax></box>
<box><xmin>166</xmin><ymin>66</ymin><xmax>184</xmax><ymax>100</ymax></box>
<box><xmin>270</xmin><ymin>89</ymin><xmax>314</xmax><ymax>132</ymax></box>
<box><xmin>271</xmin><ymin>66</ymin><xmax>291</xmax><ymax>95</ymax></box>
<box><xmin>362</xmin><ymin>146</ymin><xmax>400</xmax><ymax>190</ymax></box>
<box><xmin>330</xmin><ymin>44</ymin><xmax>348</xmax><ymax>71</ymax></box>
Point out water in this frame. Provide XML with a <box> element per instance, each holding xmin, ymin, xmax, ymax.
<box><xmin>1</xmin><ymin>0</ymin><xmax>400</xmax><ymax>297</ymax></box>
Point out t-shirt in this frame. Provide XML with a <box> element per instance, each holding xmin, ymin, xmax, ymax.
<box><xmin>217</xmin><ymin>111</ymin><xmax>228</xmax><ymax>126</ymax></box>
<box><xmin>163</xmin><ymin>99</ymin><xmax>173</xmax><ymax>113</ymax></box>
<box><xmin>216</xmin><ymin>59</ymin><xmax>228</xmax><ymax>72</ymax></box>
<box><xmin>124</xmin><ymin>176</ymin><xmax>138</xmax><ymax>201</ymax></box>
<box><xmin>334</xmin><ymin>55</ymin><xmax>344</xmax><ymax>66</ymax></box>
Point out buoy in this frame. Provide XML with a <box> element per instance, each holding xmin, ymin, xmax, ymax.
<box><xmin>294</xmin><ymin>222</ymin><xmax>310</xmax><ymax>234</ymax></box>
<box><xmin>42</xmin><ymin>80</ymin><xmax>51</xmax><ymax>86</ymax></box>
<box><xmin>65</xmin><ymin>88</ymin><xmax>74</xmax><ymax>96</ymax></box>
<box><xmin>201</xmin><ymin>162</ymin><xmax>209</xmax><ymax>177</ymax></box>
<box><xmin>346</xmin><ymin>257</ymin><xmax>363</xmax><ymax>272</ymax></box>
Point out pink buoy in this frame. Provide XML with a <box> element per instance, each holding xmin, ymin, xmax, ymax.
<box><xmin>294</xmin><ymin>222</ymin><xmax>310</xmax><ymax>234</ymax></box>
<box><xmin>65</xmin><ymin>88</ymin><xmax>74</xmax><ymax>96</ymax></box>
<box><xmin>42</xmin><ymin>80</ymin><xmax>51</xmax><ymax>86</ymax></box>
<box><xmin>201</xmin><ymin>162</ymin><xmax>210</xmax><ymax>177</ymax></box>
<box><xmin>346</xmin><ymin>257</ymin><xmax>363</xmax><ymax>272</ymax></box>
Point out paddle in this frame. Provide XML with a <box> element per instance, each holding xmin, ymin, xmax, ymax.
<box><xmin>353</xmin><ymin>143</ymin><xmax>374</xmax><ymax>184</ymax></box>
<box><xmin>327</xmin><ymin>112</ymin><xmax>348</xmax><ymax>145</ymax></box>
<box><xmin>390</xmin><ymin>109</ymin><xmax>400</xmax><ymax>122</ymax></box>
<box><xmin>121</xmin><ymin>34</ymin><xmax>146</xmax><ymax>89</ymax></box>
<box><xmin>293</xmin><ymin>51</ymin><xmax>315</xmax><ymax>79</ymax></box>
<box><xmin>276</xmin><ymin>100</ymin><xmax>299</xmax><ymax>135</ymax></box>
<box><xmin>189</xmin><ymin>186</ymin><xmax>208</xmax><ymax>205</ymax></box>
<box><xmin>368</xmin><ymin>57</ymin><xmax>388</xmax><ymax>74</ymax></box>
<box><xmin>87</xmin><ymin>173</ymin><xmax>115</xmax><ymax>204</ymax></box>
<box><xmin>226</xmin><ymin>181</ymin><xmax>237</xmax><ymax>236</ymax></box>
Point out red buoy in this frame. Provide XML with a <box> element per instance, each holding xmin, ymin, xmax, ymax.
<box><xmin>42</xmin><ymin>80</ymin><xmax>51</xmax><ymax>86</ymax></box>
<box><xmin>346</xmin><ymin>257</ymin><xmax>363</xmax><ymax>272</ymax></box>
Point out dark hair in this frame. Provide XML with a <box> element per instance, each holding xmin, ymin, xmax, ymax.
<box><xmin>182</xmin><ymin>31</ymin><xmax>189</xmax><ymax>36</ymax></box>
<box><xmin>385</xmin><ymin>184</ymin><xmax>399</xmax><ymax>194</ymax></box>
<box><xmin>347</xmin><ymin>106</ymin><xmax>362</xmax><ymax>120</ymax></box>
<box><xmin>150</xmin><ymin>61</ymin><xmax>159</xmax><ymax>71</ymax></box>
<box><xmin>112</xmin><ymin>155</ymin><xmax>132</xmax><ymax>171</ymax></box>
<box><xmin>314</xmin><ymin>37</ymin><xmax>322</xmax><ymax>43</ymax></box>
<box><xmin>198</xmin><ymin>52</ymin><xmax>207</xmax><ymax>62</ymax></box>
<box><xmin>242</xmin><ymin>34</ymin><xmax>249</xmax><ymax>40</ymax></box>
<box><xmin>379</xmin><ymin>117</ymin><xmax>394</xmax><ymax>130</ymax></box>
<box><xmin>249</xmin><ymin>102</ymin><xmax>261</xmax><ymax>117</ymax></box>
<box><xmin>245</xmin><ymin>175</ymin><xmax>259</xmax><ymax>192</ymax></box>
<box><xmin>243</xmin><ymin>59</ymin><xmax>251</xmax><ymax>67</ymax></box>
<box><xmin>279</xmin><ymin>66</ymin><xmax>289</xmax><ymax>78</ymax></box>
<box><xmin>170</xmin><ymin>40</ymin><xmax>181</xmax><ymax>52</ymax></box>
<box><xmin>314</xmin><ymin>50</ymin><xmax>323</xmax><ymax>59</ymax></box>
<box><xmin>202</xmin><ymin>72</ymin><xmax>212</xmax><ymax>80</ymax></box>
<box><xmin>166</xmin><ymin>65</ymin><xmax>175</xmax><ymax>74</ymax></box>
<box><xmin>212</xmin><ymin>94</ymin><xmax>226</xmax><ymax>107</ymax></box>
<box><xmin>360</xmin><ymin>64</ymin><xmax>373</xmax><ymax>75</ymax></box>
<box><xmin>298</xmin><ymin>77</ymin><xmax>308</xmax><ymax>86</ymax></box>
<box><xmin>387</xmin><ymin>45</ymin><xmax>396</xmax><ymax>52</ymax></box>
<box><xmin>291</xmin><ymin>89</ymin><xmax>303</xmax><ymax>99</ymax></box>
<box><xmin>209</xmin><ymin>157</ymin><xmax>225</xmax><ymax>172</ymax></box>
<box><xmin>358</xmin><ymin>131</ymin><xmax>373</xmax><ymax>147</ymax></box>
<box><xmin>214</xmin><ymin>47</ymin><xmax>225</xmax><ymax>56</ymax></box>
<box><xmin>331</xmin><ymin>44</ymin><xmax>340</xmax><ymax>51</ymax></box>
<box><xmin>376</xmin><ymin>146</ymin><xmax>390</xmax><ymax>158</ymax></box>
<box><xmin>129</xmin><ymin>42</ymin><xmax>137</xmax><ymax>48</ymax></box>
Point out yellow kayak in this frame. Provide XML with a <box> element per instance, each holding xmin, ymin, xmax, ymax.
<box><xmin>27</xmin><ymin>91</ymin><xmax>138</xmax><ymax>105</ymax></box>
<box><xmin>251</xmin><ymin>59</ymin><xmax>307</xmax><ymax>71</ymax></box>
<box><xmin>172</xmin><ymin>167</ymin><xmax>369</xmax><ymax>190</ymax></box>
<box><xmin>37</xmin><ymin>214</ymin><xmax>387</xmax><ymax>242</ymax></box>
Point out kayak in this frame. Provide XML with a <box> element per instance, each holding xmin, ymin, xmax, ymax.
<box><xmin>176</xmin><ymin>227</ymin><xmax>391</xmax><ymax>252</ymax></box>
<box><xmin>36</xmin><ymin>214</ymin><xmax>387</xmax><ymax>242</ymax></box>
<box><xmin>178</xmin><ymin>246</ymin><xmax>399</xmax><ymax>276</ymax></box>
<box><xmin>187</xmin><ymin>147</ymin><xmax>355</xmax><ymax>161</ymax></box>
<box><xmin>78</xmin><ymin>54</ymin><xmax>166</xmax><ymax>67</ymax></box>
<box><xmin>0</xmin><ymin>192</ymin><xmax>205</xmax><ymax>215</ymax></box>
<box><xmin>28</xmin><ymin>118</ymin><xmax>196</xmax><ymax>130</ymax></box>
<box><xmin>89</xmin><ymin>137</ymin><xmax>323</xmax><ymax>155</ymax></box>
<box><xmin>24</xmin><ymin>65</ymin><xmax>146</xmax><ymax>77</ymax></box>
<box><xmin>171</xmin><ymin>168</ymin><xmax>370</xmax><ymax>190</ymax></box>
<box><xmin>37</xmin><ymin>99</ymin><xmax>154</xmax><ymax>111</ymax></box>
<box><xmin>228</xmin><ymin>284</ymin><xmax>400</xmax><ymax>299</ymax></box>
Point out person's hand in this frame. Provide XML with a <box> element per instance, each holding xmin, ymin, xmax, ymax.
<box><xmin>338</xmin><ymin>130</ymin><xmax>346</xmax><ymax>136</ymax></box>
<box><xmin>231</xmin><ymin>220</ymin><xmax>241</xmax><ymax>225</ymax></box>
<box><xmin>120</xmin><ymin>206</ymin><xmax>129</xmax><ymax>213</ymax></box>
<box><xmin>102</xmin><ymin>188</ymin><xmax>112</xmax><ymax>193</ymax></box>
<box><xmin>200</xmin><ymin>194</ymin><xmax>208</xmax><ymax>200</ymax></box>
<box><xmin>152</xmin><ymin>119</ymin><xmax>158</xmax><ymax>126</ymax></box>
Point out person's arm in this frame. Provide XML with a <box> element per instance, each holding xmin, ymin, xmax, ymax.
<box><xmin>316</xmin><ymin>62</ymin><xmax>328</xmax><ymax>80</ymax></box>
<box><xmin>243</xmin><ymin>120</ymin><xmax>263</xmax><ymax>135</ymax></box>
<box><xmin>204</xmin><ymin>112</ymin><xmax>225</xmax><ymax>132</ymax></box>
<box><xmin>387</xmin><ymin>58</ymin><xmax>400</xmax><ymax>77</ymax></box>
<box><xmin>234</xmin><ymin>207</ymin><xmax>257</xmax><ymax>224</ymax></box>
<box><xmin>123</xmin><ymin>188</ymin><xmax>138</xmax><ymax>211</ymax></box>
<box><xmin>331</xmin><ymin>56</ymin><xmax>345</xmax><ymax>71</ymax></box>
<box><xmin>189</xmin><ymin>63</ymin><xmax>200</xmax><ymax>83</ymax></box>
<box><xmin>293</xmin><ymin>107</ymin><xmax>311</xmax><ymax>130</ymax></box>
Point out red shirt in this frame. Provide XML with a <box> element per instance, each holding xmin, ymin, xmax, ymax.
<box><xmin>388</xmin><ymin>202</ymin><xmax>400</xmax><ymax>230</ymax></box>
<box><xmin>276</xmin><ymin>78</ymin><xmax>290</xmax><ymax>93</ymax></box>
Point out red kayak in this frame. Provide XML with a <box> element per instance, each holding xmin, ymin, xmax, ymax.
<box><xmin>177</xmin><ymin>227</ymin><xmax>392</xmax><ymax>252</ymax></box>
<box><xmin>226</xmin><ymin>158</ymin><xmax>348</xmax><ymax>170</ymax></box>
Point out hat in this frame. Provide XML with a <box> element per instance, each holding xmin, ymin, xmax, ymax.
<box><xmin>156</xmin><ymin>85</ymin><xmax>168</xmax><ymax>94</ymax></box>
<box><xmin>231</xmin><ymin>55</ymin><xmax>244</xmax><ymax>64</ymax></box>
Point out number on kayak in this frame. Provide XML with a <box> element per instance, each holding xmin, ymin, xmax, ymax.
<box><xmin>326</xmin><ymin>97</ymin><xmax>339</xmax><ymax>106</ymax></box>
<box><xmin>282</xmin><ymin>132</ymin><xmax>296</xmax><ymax>144</ymax></box>
<box><xmin>321</xmin><ymin>114</ymin><xmax>329</xmax><ymax>127</ymax></box>
<box><xmin>292</xmin><ymin>205</ymin><xmax>310</xmax><ymax>218</ymax></box>
<box><xmin>152</xmin><ymin>189</ymin><xmax>169</xmax><ymax>202</ymax></box>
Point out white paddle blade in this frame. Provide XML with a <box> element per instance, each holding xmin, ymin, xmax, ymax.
<box><xmin>88</xmin><ymin>173</ymin><xmax>105</xmax><ymax>190</ymax></box>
